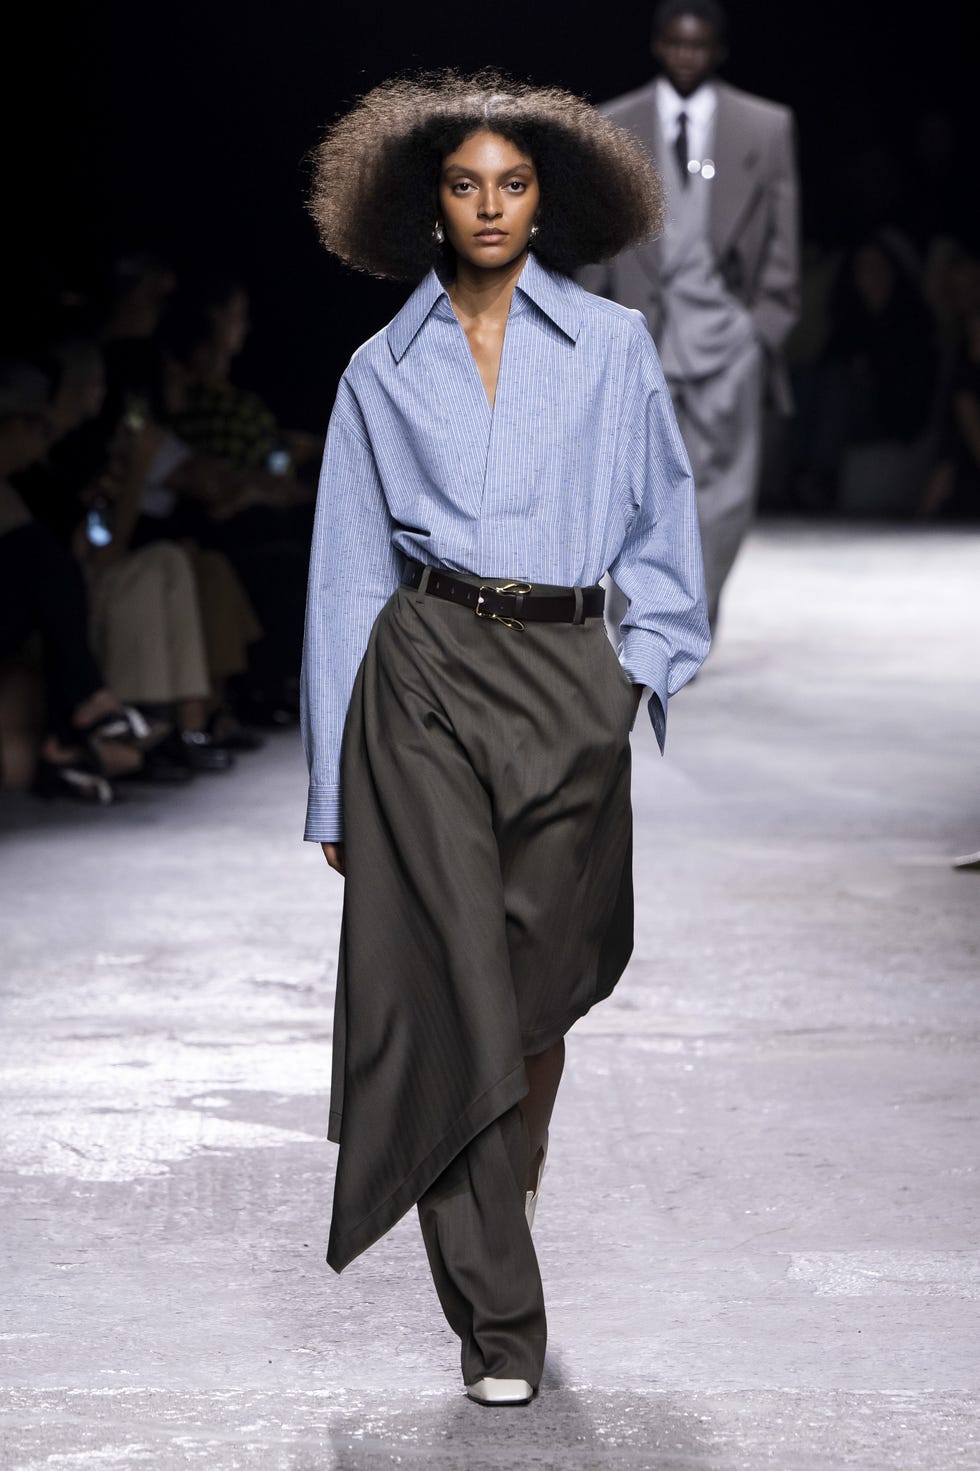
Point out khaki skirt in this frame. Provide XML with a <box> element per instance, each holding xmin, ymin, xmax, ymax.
<box><xmin>326</xmin><ymin>575</ymin><xmax>635</xmax><ymax>1271</ymax></box>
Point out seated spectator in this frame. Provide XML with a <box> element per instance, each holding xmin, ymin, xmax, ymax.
<box><xmin>41</xmin><ymin>338</ymin><xmax>264</xmax><ymax>750</ymax></box>
<box><xmin>794</xmin><ymin>229</ymin><xmax>939</xmax><ymax>514</ymax></box>
<box><xmin>99</xmin><ymin>252</ymin><xmax>177</xmax><ymax>430</ymax></box>
<box><xmin>919</xmin><ymin>296</ymin><xmax>980</xmax><ymax>520</ymax></box>
<box><xmin>136</xmin><ymin>277</ymin><xmax>318</xmax><ymax>720</ymax></box>
<box><xmin>78</xmin><ymin>431</ymin><xmax>235</xmax><ymax>774</ymax></box>
<box><xmin>0</xmin><ymin>360</ymin><xmax>145</xmax><ymax>802</ymax></box>
<box><xmin>124</xmin><ymin>414</ymin><xmax>307</xmax><ymax>726</ymax></box>
<box><xmin>164</xmin><ymin>275</ymin><xmax>321</xmax><ymax>477</ymax></box>
<box><xmin>25</xmin><ymin>259</ymin><xmax>309</xmax><ymax>729</ymax></box>
<box><xmin>11</xmin><ymin>348</ymin><xmax>238</xmax><ymax>776</ymax></box>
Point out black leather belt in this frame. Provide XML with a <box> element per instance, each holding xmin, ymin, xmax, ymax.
<box><xmin>402</xmin><ymin>559</ymin><xmax>605</xmax><ymax>632</ymax></box>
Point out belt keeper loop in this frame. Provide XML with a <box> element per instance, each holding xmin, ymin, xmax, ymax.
<box><xmin>573</xmin><ymin>586</ymin><xmax>585</xmax><ymax>624</ymax></box>
<box><xmin>418</xmin><ymin>565</ymin><xmax>432</xmax><ymax>595</ymax></box>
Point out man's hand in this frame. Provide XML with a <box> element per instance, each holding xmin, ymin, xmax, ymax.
<box><xmin>321</xmin><ymin>842</ymin><xmax>346</xmax><ymax>876</ymax></box>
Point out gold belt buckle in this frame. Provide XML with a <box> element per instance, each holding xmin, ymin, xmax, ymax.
<box><xmin>475</xmin><ymin>581</ymin><xmax>532</xmax><ymax>632</ymax></box>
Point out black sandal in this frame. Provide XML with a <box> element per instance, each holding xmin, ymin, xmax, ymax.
<box><xmin>32</xmin><ymin>751</ymin><xmax>120</xmax><ymax>805</ymax></box>
<box><xmin>74</xmin><ymin>705</ymin><xmax>151</xmax><ymax>744</ymax></box>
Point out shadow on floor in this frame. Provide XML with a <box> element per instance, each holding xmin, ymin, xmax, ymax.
<box><xmin>324</xmin><ymin>1351</ymin><xmax>722</xmax><ymax>1469</ymax></box>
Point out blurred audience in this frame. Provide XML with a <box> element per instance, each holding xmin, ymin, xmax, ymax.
<box><xmin>0</xmin><ymin>360</ymin><xmax>146</xmax><ymax>802</ymax></box>
<box><xmin>37</xmin><ymin>338</ymin><xmax>264</xmax><ymax>754</ymax></box>
<box><xmin>1</xmin><ymin>285</ymin><xmax>295</xmax><ymax>804</ymax></box>
<box><xmin>791</xmin><ymin>229</ymin><xmax>939</xmax><ymax>515</ymax></box>
<box><xmin>100</xmin><ymin>253</ymin><xmax>176</xmax><ymax>430</ymax></box>
<box><xmin>1</xmin><ymin>247</ymin><xmax>331</xmax><ymax>808</ymax></box>
<box><xmin>164</xmin><ymin>275</ymin><xmax>321</xmax><ymax>476</ymax></box>
<box><xmin>116</xmin><ymin>268</ymin><xmax>317</xmax><ymax>723</ymax></box>
<box><xmin>918</xmin><ymin>252</ymin><xmax>980</xmax><ymax>520</ymax></box>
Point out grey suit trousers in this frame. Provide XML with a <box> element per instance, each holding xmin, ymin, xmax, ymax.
<box><xmin>668</xmin><ymin>337</ymin><xmax>764</xmax><ymax>628</ymax></box>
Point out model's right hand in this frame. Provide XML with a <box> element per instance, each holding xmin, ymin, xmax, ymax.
<box><xmin>321</xmin><ymin>842</ymin><xmax>346</xmax><ymax>876</ymax></box>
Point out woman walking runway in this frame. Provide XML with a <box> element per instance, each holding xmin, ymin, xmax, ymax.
<box><xmin>301</xmin><ymin>71</ymin><xmax>709</xmax><ymax>1404</ymax></box>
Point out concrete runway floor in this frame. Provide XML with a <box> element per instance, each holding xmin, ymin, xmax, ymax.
<box><xmin>1</xmin><ymin>520</ymin><xmax>978</xmax><ymax>1470</ymax></box>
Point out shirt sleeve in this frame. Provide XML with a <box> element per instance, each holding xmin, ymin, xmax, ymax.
<box><xmin>609</xmin><ymin>315</ymin><xmax>710</xmax><ymax>752</ymax></box>
<box><xmin>300</xmin><ymin>376</ymin><xmax>401</xmax><ymax>843</ymax></box>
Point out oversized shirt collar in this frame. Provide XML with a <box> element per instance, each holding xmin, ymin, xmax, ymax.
<box><xmin>386</xmin><ymin>251</ymin><xmax>585</xmax><ymax>362</ymax></box>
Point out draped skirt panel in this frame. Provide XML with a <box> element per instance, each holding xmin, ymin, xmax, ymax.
<box><xmin>327</xmin><ymin>580</ymin><xmax>634</xmax><ymax>1272</ymax></box>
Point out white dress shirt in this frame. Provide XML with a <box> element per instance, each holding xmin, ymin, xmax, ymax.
<box><xmin>655</xmin><ymin>77</ymin><xmax>718</xmax><ymax>178</ymax></box>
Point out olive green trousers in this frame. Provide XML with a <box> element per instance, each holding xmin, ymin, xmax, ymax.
<box><xmin>329</xmin><ymin>576</ymin><xmax>635</xmax><ymax>1380</ymax></box>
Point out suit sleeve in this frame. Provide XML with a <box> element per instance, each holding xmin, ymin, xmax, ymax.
<box><xmin>610</xmin><ymin>318</ymin><xmax>711</xmax><ymax>752</ymax></box>
<box><xmin>300</xmin><ymin>376</ymin><xmax>401</xmax><ymax>843</ymax></box>
<box><xmin>576</xmin><ymin>260</ymin><xmax>614</xmax><ymax>298</ymax></box>
<box><xmin>750</xmin><ymin>109</ymin><xmax>801</xmax><ymax>352</ymax></box>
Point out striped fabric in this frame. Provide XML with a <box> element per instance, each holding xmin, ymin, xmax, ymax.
<box><xmin>301</xmin><ymin>251</ymin><xmax>709</xmax><ymax>842</ymax></box>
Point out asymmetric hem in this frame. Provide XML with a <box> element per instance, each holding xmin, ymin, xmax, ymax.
<box><xmin>324</xmin><ymin>582</ymin><xmax>635</xmax><ymax>1273</ymax></box>
<box><xmin>327</xmin><ymin>1060</ymin><xmax>528</xmax><ymax>1272</ymax></box>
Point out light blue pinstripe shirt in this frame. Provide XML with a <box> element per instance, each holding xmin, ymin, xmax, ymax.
<box><xmin>302</xmin><ymin>252</ymin><xmax>708</xmax><ymax>842</ymax></box>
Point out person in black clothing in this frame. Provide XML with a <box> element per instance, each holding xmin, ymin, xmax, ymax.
<box><xmin>0</xmin><ymin>361</ymin><xmax>145</xmax><ymax>800</ymax></box>
<box><xmin>920</xmin><ymin>298</ymin><xmax>980</xmax><ymax>519</ymax></box>
<box><xmin>828</xmin><ymin>233</ymin><xmax>937</xmax><ymax>445</ymax></box>
<box><xmin>794</xmin><ymin>230</ymin><xmax>938</xmax><ymax>508</ymax></box>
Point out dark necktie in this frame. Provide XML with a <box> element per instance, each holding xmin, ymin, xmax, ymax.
<box><xmin>674</xmin><ymin>111</ymin><xmax>690</xmax><ymax>187</ymax></box>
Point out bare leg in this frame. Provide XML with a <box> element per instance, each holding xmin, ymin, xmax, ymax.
<box><xmin>71</xmin><ymin>687</ymin><xmax>124</xmax><ymax>728</ymax></box>
<box><xmin>177</xmin><ymin>697</ymin><xmax>208</xmax><ymax>732</ymax></box>
<box><xmin>521</xmin><ymin>1038</ymin><xmax>565</xmax><ymax>1190</ymax></box>
<box><xmin>40</xmin><ymin>732</ymin><xmax>141</xmax><ymax>778</ymax></box>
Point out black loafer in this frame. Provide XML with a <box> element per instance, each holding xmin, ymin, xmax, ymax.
<box><xmin>178</xmin><ymin>730</ymin><xmax>235</xmax><ymax>772</ymax></box>
<box><xmin>207</xmin><ymin>713</ymin><xmax>265</xmax><ymax>752</ymax></box>
<box><xmin>127</xmin><ymin>747</ymin><xmax>195</xmax><ymax>784</ymax></box>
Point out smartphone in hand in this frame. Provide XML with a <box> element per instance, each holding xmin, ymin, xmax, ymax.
<box><xmin>85</xmin><ymin>497</ymin><xmax>113</xmax><ymax>547</ymax></box>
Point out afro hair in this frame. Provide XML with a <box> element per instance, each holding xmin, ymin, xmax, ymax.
<box><xmin>309</xmin><ymin>70</ymin><xmax>665</xmax><ymax>282</ymax></box>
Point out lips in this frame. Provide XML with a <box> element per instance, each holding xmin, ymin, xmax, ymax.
<box><xmin>475</xmin><ymin>231</ymin><xmax>506</xmax><ymax>240</ymax></box>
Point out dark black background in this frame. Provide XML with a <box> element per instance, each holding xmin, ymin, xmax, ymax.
<box><xmin>12</xmin><ymin>1</ymin><xmax>973</xmax><ymax>428</ymax></box>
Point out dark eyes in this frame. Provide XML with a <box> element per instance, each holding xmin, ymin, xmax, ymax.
<box><xmin>450</xmin><ymin>180</ymin><xmax>528</xmax><ymax>194</ymax></box>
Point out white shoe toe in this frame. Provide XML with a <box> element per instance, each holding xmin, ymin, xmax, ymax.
<box><xmin>466</xmin><ymin>1376</ymin><xmax>534</xmax><ymax>1405</ymax></box>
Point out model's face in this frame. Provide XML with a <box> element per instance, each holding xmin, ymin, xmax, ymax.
<box><xmin>654</xmin><ymin>16</ymin><xmax>722</xmax><ymax>97</ymax></box>
<box><xmin>438</xmin><ymin>130</ymin><xmax>540</xmax><ymax>271</ymax></box>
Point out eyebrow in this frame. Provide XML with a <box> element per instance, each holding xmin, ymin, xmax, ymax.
<box><xmin>442</xmin><ymin>162</ymin><xmax>535</xmax><ymax>177</ymax></box>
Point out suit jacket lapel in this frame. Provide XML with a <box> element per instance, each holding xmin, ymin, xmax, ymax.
<box><xmin>708</xmin><ymin>83</ymin><xmax>763</xmax><ymax>260</ymax></box>
<box><xmin>627</xmin><ymin>83</ymin><xmax>663</xmax><ymax>285</ymax></box>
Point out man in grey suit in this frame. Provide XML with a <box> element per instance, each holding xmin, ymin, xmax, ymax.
<box><xmin>583</xmin><ymin>0</ymin><xmax>800</xmax><ymax>629</ymax></box>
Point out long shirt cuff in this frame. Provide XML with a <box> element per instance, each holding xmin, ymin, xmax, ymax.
<box><xmin>619</xmin><ymin>628</ymin><xmax>670</xmax><ymax>754</ymax></box>
<box><xmin>304</xmin><ymin>784</ymin><xmax>343</xmax><ymax>844</ymax></box>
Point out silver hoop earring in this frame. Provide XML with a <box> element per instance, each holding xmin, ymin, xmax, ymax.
<box><xmin>432</xmin><ymin>222</ymin><xmax>445</xmax><ymax>245</ymax></box>
<box><xmin>529</xmin><ymin>223</ymin><xmax>539</xmax><ymax>240</ymax></box>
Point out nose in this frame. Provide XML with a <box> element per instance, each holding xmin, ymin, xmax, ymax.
<box><xmin>477</xmin><ymin>189</ymin><xmax>503</xmax><ymax>220</ymax></box>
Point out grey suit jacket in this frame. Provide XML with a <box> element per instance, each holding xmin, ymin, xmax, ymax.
<box><xmin>581</xmin><ymin>79</ymin><xmax>801</xmax><ymax>409</ymax></box>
